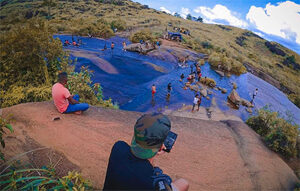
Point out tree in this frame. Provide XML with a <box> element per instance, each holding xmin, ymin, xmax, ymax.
<box><xmin>174</xmin><ymin>12</ymin><xmax>181</xmax><ymax>18</ymax></box>
<box><xmin>42</xmin><ymin>0</ymin><xmax>57</xmax><ymax>20</ymax></box>
<box><xmin>196</xmin><ymin>16</ymin><xmax>203</xmax><ymax>23</ymax></box>
<box><xmin>186</xmin><ymin>14</ymin><xmax>192</xmax><ymax>20</ymax></box>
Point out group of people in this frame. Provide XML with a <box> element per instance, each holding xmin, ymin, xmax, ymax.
<box><xmin>51</xmin><ymin>72</ymin><xmax>189</xmax><ymax>191</ymax></box>
<box><xmin>64</xmin><ymin>39</ymin><xmax>81</xmax><ymax>47</ymax></box>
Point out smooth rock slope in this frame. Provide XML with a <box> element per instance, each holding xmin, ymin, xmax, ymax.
<box><xmin>1</xmin><ymin>102</ymin><xmax>298</xmax><ymax>190</ymax></box>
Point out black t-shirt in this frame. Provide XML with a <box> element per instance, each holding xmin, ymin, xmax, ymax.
<box><xmin>103</xmin><ymin>141</ymin><xmax>155</xmax><ymax>190</ymax></box>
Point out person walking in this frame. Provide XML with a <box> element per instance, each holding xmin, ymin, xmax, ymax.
<box><xmin>197</xmin><ymin>95</ymin><xmax>202</xmax><ymax>111</ymax></box>
<box><xmin>250</xmin><ymin>88</ymin><xmax>258</xmax><ymax>104</ymax></box>
<box><xmin>192</xmin><ymin>94</ymin><xmax>199</xmax><ymax>112</ymax></box>
<box><xmin>152</xmin><ymin>84</ymin><xmax>156</xmax><ymax>98</ymax></box>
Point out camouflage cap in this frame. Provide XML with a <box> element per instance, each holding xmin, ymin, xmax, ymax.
<box><xmin>131</xmin><ymin>113</ymin><xmax>171</xmax><ymax>159</ymax></box>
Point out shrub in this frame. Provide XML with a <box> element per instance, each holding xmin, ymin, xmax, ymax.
<box><xmin>0</xmin><ymin>115</ymin><xmax>13</xmax><ymax>161</ymax></box>
<box><xmin>201</xmin><ymin>41</ymin><xmax>213</xmax><ymax>49</ymax></box>
<box><xmin>288</xmin><ymin>94</ymin><xmax>300</xmax><ymax>108</ymax></box>
<box><xmin>246</xmin><ymin>107</ymin><xmax>299</xmax><ymax>159</ymax></box>
<box><xmin>110</xmin><ymin>19</ymin><xmax>126</xmax><ymax>31</ymax></box>
<box><xmin>130</xmin><ymin>30</ymin><xmax>155</xmax><ymax>43</ymax></box>
<box><xmin>68</xmin><ymin>66</ymin><xmax>118</xmax><ymax>109</ymax></box>
<box><xmin>200</xmin><ymin>77</ymin><xmax>216</xmax><ymax>87</ymax></box>
<box><xmin>0</xmin><ymin>166</ymin><xmax>92</xmax><ymax>190</ymax></box>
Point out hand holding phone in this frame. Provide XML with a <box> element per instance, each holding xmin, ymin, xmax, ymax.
<box><xmin>163</xmin><ymin>131</ymin><xmax>177</xmax><ymax>153</ymax></box>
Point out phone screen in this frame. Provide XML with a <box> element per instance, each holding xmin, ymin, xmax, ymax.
<box><xmin>163</xmin><ymin>131</ymin><xmax>177</xmax><ymax>153</ymax></box>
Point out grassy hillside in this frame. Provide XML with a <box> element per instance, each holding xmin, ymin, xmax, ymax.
<box><xmin>1</xmin><ymin>0</ymin><xmax>299</xmax><ymax>107</ymax></box>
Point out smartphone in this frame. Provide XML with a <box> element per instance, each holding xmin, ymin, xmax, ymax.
<box><xmin>163</xmin><ymin>131</ymin><xmax>177</xmax><ymax>153</ymax></box>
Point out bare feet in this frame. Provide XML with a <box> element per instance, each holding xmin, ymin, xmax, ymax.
<box><xmin>74</xmin><ymin>111</ymin><xmax>82</xmax><ymax>115</ymax></box>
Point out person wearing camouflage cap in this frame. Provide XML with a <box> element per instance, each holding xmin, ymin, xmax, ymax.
<box><xmin>103</xmin><ymin>113</ymin><xmax>189</xmax><ymax>191</ymax></box>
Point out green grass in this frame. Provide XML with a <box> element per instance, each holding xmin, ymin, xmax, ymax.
<box><xmin>0</xmin><ymin>0</ymin><xmax>299</xmax><ymax>107</ymax></box>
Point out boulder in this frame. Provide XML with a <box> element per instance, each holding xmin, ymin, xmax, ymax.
<box><xmin>124</xmin><ymin>43</ymin><xmax>155</xmax><ymax>54</ymax></box>
<box><xmin>2</xmin><ymin>102</ymin><xmax>299</xmax><ymax>190</ymax></box>
<box><xmin>246</xmin><ymin>108</ymin><xmax>252</xmax><ymax>113</ymax></box>
<box><xmin>190</xmin><ymin>85</ymin><xmax>199</xmax><ymax>92</ymax></box>
<box><xmin>206</xmin><ymin>96</ymin><xmax>210</xmax><ymax>100</ymax></box>
<box><xmin>185</xmin><ymin>82</ymin><xmax>191</xmax><ymax>87</ymax></box>
<box><xmin>215</xmin><ymin>70</ymin><xmax>225</xmax><ymax>77</ymax></box>
<box><xmin>241</xmin><ymin>99</ymin><xmax>253</xmax><ymax>108</ymax></box>
<box><xmin>207</xmin><ymin>90</ymin><xmax>212</xmax><ymax>95</ymax></box>
<box><xmin>183</xmin><ymin>86</ymin><xmax>188</xmax><ymax>90</ymax></box>
<box><xmin>228</xmin><ymin>90</ymin><xmax>241</xmax><ymax>106</ymax></box>
<box><xmin>200</xmin><ymin>88</ymin><xmax>207</xmax><ymax>97</ymax></box>
<box><xmin>221</xmin><ymin>88</ymin><xmax>227</xmax><ymax>94</ymax></box>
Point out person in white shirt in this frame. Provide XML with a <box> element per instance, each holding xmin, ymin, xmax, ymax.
<box><xmin>192</xmin><ymin>94</ymin><xmax>199</xmax><ymax>112</ymax></box>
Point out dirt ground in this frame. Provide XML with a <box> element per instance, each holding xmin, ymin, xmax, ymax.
<box><xmin>1</xmin><ymin>102</ymin><xmax>298</xmax><ymax>190</ymax></box>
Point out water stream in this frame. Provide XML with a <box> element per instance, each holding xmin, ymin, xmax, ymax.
<box><xmin>54</xmin><ymin>35</ymin><xmax>300</xmax><ymax>125</ymax></box>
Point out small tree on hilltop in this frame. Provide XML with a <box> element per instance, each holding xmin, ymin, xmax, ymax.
<box><xmin>186</xmin><ymin>14</ymin><xmax>192</xmax><ymax>20</ymax></box>
<box><xmin>196</xmin><ymin>16</ymin><xmax>203</xmax><ymax>23</ymax></box>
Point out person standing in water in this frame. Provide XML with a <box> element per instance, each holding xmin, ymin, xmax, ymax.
<box><xmin>151</xmin><ymin>84</ymin><xmax>156</xmax><ymax>98</ymax></box>
<box><xmin>122</xmin><ymin>41</ymin><xmax>127</xmax><ymax>51</ymax></box>
<box><xmin>250</xmin><ymin>88</ymin><xmax>258</xmax><ymax>104</ymax></box>
<box><xmin>111</xmin><ymin>42</ymin><xmax>115</xmax><ymax>54</ymax></box>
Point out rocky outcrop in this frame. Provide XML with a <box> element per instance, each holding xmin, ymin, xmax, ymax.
<box><xmin>124</xmin><ymin>42</ymin><xmax>155</xmax><ymax>54</ymax></box>
<box><xmin>228</xmin><ymin>89</ymin><xmax>241</xmax><ymax>106</ymax></box>
<box><xmin>241</xmin><ymin>98</ymin><xmax>253</xmax><ymax>108</ymax></box>
<box><xmin>2</xmin><ymin>102</ymin><xmax>299</xmax><ymax>190</ymax></box>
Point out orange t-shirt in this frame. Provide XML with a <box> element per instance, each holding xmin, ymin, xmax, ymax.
<box><xmin>52</xmin><ymin>83</ymin><xmax>71</xmax><ymax>113</ymax></box>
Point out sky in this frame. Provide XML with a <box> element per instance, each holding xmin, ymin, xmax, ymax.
<box><xmin>132</xmin><ymin>0</ymin><xmax>300</xmax><ymax>54</ymax></box>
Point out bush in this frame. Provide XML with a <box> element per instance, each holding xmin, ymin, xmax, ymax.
<box><xmin>208</xmin><ymin>52</ymin><xmax>246</xmax><ymax>75</ymax></box>
<box><xmin>288</xmin><ymin>94</ymin><xmax>300</xmax><ymax>108</ymax></box>
<box><xmin>110</xmin><ymin>19</ymin><xmax>126</xmax><ymax>31</ymax></box>
<box><xmin>130</xmin><ymin>30</ymin><xmax>155</xmax><ymax>43</ymax></box>
<box><xmin>68</xmin><ymin>66</ymin><xmax>118</xmax><ymax>109</ymax></box>
<box><xmin>0</xmin><ymin>115</ymin><xmax>13</xmax><ymax>161</ymax></box>
<box><xmin>246</xmin><ymin>107</ymin><xmax>299</xmax><ymax>159</ymax></box>
<box><xmin>200</xmin><ymin>77</ymin><xmax>216</xmax><ymax>87</ymax></box>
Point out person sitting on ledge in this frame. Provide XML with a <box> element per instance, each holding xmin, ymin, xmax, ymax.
<box><xmin>52</xmin><ymin>72</ymin><xmax>89</xmax><ymax>114</ymax></box>
<box><xmin>103</xmin><ymin>113</ymin><xmax>189</xmax><ymax>191</ymax></box>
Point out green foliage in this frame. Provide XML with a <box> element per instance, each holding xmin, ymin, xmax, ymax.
<box><xmin>288</xmin><ymin>94</ymin><xmax>300</xmax><ymax>108</ymax></box>
<box><xmin>186</xmin><ymin>14</ymin><xmax>192</xmax><ymax>20</ymax></box>
<box><xmin>110</xmin><ymin>19</ymin><xmax>126</xmax><ymax>31</ymax></box>
<box><xmin>200</xmin><ymin>77</ymin><xmax>216</xmax><ymax>87</ymax></box>
<box><xmin>0</xmin><ymin>115</ymin><xmax>13</xmax><ymax>161</ymax></box>
<box><xmin>0</xmin><ymin>167</ymin><xmax>91</xmax><ymax>190</ymax></box>
<box><xmin>208</xmin><ymin>51</ymin><xmax>246</xmax><ymax>75</ymax></box>
<box><xmin>201</xmin><ymin>41</ymin><xmax>213</xmax><ymax>49</ymax></box>
<box><xmin>0</xmin><ymin>19</ymin><xmax>68</xmax><ymax>108</ymax></box>
<box><xmin>130</xmin><ymin>30</ymin><xmax>155</xmax><ymax>43</ymax></box>
<box><xmin>75</xmin><ymin>20</ymin><xmax>114</xmax><ymax>39</ymax></box>
<box><xmin>246</xmin><ymin>107</ymin><xmax>299</xmax><ymax>159</ymax></box>
<box><xmin>68</xmin><ymin>66</ymin><xmax>118</xmax><ymax>109</ymax></box>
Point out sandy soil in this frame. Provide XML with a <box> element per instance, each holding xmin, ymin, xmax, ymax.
<box><xmin>1</xmin><ymin>102</ymin><xmax>298</xmax><ymax>190</ymax></box>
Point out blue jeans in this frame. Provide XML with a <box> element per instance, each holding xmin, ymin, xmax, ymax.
<box><xmin>64</xmin><ymin>94</ymin><xmax>89</xmax><ymax>113</ymax></box>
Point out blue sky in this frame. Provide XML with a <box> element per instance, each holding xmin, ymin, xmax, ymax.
<box><xmin>133</xmin><ymin>0</ymin><xmax>300</xmax><ymax>54</ymax></box>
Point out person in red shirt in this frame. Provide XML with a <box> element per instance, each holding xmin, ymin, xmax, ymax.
<box><xmin>52</xmin><ymin>72</ymin><xmax>89</xmax><ymax>114</ymax></box>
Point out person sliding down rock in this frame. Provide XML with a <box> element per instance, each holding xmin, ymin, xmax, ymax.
<box><xmin>103</xmin><ymin>113</ymin><xmax>189</xmax><ymax>191</ymax></box>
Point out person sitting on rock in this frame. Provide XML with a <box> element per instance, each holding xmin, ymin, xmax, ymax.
<box><xmin>52</xmin><ymin>72</ymin><xmax>89</xmax><ymax>114</ymax></box>
<box><xmin>122</xmin><ymin>41</ymin><xmax>127</xmax><ymax>51</ymax></box>
<box><xmin>103</xmin><ymin>113</ymin><xmax>189</xmax><ymax>191</ymax></box>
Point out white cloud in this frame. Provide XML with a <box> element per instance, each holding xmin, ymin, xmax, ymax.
<box><xmin>160</xmin><ymin>7</ymin><xmax>171</xmax><ymax>14</ymax></box>
<box><xmin>246</xmin><ymin>1</ymin><xmax>300</xmax><ymax>44</ymax></box>
<box><xmin>193</xmin><ymin>4</ymin><xmax>248</xmax><ymax>28</ymax></box>
<box><xmin>180</xmin><ymin>7</ymin><xmax>190</xmax><ymax>19</ymax></box>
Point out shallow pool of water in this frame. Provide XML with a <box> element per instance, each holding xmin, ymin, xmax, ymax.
<box><xmin>54</xmin><ymin>35</ymin><xmax>300</xmax><ymax>125</ymax></box>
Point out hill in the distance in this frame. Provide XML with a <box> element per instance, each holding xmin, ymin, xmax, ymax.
<box><xmin>0</xmin><ymin>0</ymin><xmax>299</xmax><ymax>107</ymax></box>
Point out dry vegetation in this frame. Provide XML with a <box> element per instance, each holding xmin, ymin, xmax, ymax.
<box><xmin>0</xmin><ymin>0</ymin><xmax>299</xmax><ymax>107</ymax></box>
